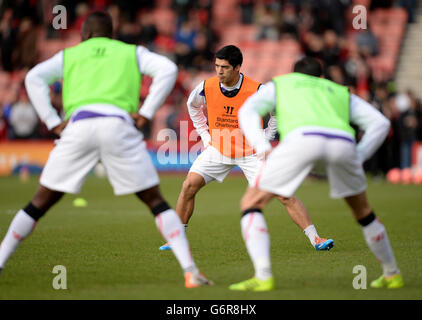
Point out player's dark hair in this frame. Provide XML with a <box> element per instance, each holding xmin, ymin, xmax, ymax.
<box><xmin>215</xmin><ymin>45</ymin><xmax>243</xmax><ymax>68</ymax></box>
<box><xmin>293</xmin><ymin>57</ymin><xmax>323</xmax><ymax>77</ymax></box>
<box><xmin>81</xmin><ymin>11</ymin><xmax>113</xmax><ymax>39</ymax></box>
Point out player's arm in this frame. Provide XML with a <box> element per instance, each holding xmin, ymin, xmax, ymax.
<box><xmin>264</xmin><ymin>113</ymin><xmax>277</xmax><ymax>141</ymax></box>
<box><xmin>258</xmin><ymin>83</ymin><xmax>278</xmax><ymax>141</ymax></box>
<box><xmin>238</xmin><ymin>81</ymin><xmax>276</xmax><ymax>155</ymax></box>
<box><xmin>134</xmin><ymin>46</ymin><xmax>178</xmax><ymax>129</ymax></box>
<box><xmin>350</xmin><ymin>93</ymin><xmax>391</xmax><ymax>163</ymax></box>
<box><xmin>187</xmin><ymin>82</ymin><xmax>211</xmax><ymax>147</ymax></box>
<box><xmin>24</xmin><ymin>51</ymin><xmax>64</xmax><ymax>135</ymax></box>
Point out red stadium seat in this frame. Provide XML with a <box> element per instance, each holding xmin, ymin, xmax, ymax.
<box><xmin>363</xmin><ymin>7</ymin><xmax>408</xmax><ymax>79</ymax></box>
<box><xmin>212</xmin><ymin>0</ymin><xmax>240</xmax><ymax>30</ymax></box>
<box><xmin>0</xmin><ymin>72</ymin><xmax>10</xmax><ymax>88</ymax></box>
<box><xmin>353</xmin><ymin>0</ymin><xmax>371</xmax><ymax>6</ymax></box>
<box><xmin>38</xmin><ymin>39</ymin><xmax>66</xmax><ymax>61</ymax></box>
<box><xmin>155</xmin><ymin>0</ymin><xmax>171</xmax><ymax>9</ymax></box>
<box><xmin>219</xmin><ymin>25</ymin><xmax>257</xmax><ymax>46</ymax></box>
<box><xmin>152</xmin><ymin>9</ymin><xmax>176</xmax><ymax>35</ymax></box>
<box><xmin>388</xmin><ymin>8</ymin><xmax>408</xmax><ymax>23</ymax></box>
<box><xmin>64</xmin><ymin>32</ymin><xmax>81</xmax><ymax>48</ymax></box>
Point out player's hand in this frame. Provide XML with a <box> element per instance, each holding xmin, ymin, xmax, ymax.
<box><xmin>52</xmin><ymin>120</ymin><xmax>68</xmax><ymax>136</ymax></box>
<box><xmin>131</xmin><ymin>113</ymin><xmax>150</xmax><ymax>130</ymax></box>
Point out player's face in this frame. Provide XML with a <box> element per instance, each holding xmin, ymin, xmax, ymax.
<box><xmin>215</xmin><ymin>58</ymin><xmax>240</xmax><ymax>86</ymax></box>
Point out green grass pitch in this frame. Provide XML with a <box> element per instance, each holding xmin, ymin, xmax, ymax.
<box><xmin>0</xmin><ymin>174</ymin><xmax>421</xmax><ymax>300</ymax></box>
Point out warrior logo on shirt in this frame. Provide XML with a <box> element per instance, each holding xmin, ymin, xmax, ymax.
<box><xmin>94</xmin><ymin>47</ymin><xmax>106</xmax><ymax>56</ymax></box>
<box><xmin>223</xmin><ymin>106</ymin><xmax>234</xmax><ymax>115</ymax></box>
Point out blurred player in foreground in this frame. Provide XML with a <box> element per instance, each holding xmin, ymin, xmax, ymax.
<box><xmin>0</xmin><ymin>11</ymin><xmax>212</xmax><ymax>288</ymax></box>
<box><xmin>231</xmin><ymin>57</ymin><xmax>403</xmax><ymax>291</ymax></box>
<box><xmin>159</xmin><ymin>45</ymin><xmax>333</xmax><ymax>252</ymax></box>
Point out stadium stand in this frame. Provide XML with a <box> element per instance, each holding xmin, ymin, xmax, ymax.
<box><xmin>0</xmin><ymin>0</ymin><xmax>421</xmax><ymax>179</ymax></box>
<box><xmin>396</xmin><ymin>2</ymin><xmax>422</xmax><ymax>99</ymax></box>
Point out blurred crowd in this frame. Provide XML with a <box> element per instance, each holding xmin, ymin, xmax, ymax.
<box><xmin>0</xmin><ymin>0</ymin><xmax>421</xmax><ymax>176</ymax></box>
<box><xmin>240</xmin><ymin>0</ymin><xmax>422</xmax><ymax>175</ymax></box>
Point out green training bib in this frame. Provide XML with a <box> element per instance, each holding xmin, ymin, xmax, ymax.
<box><xmin>273</xmin><ymin>73</ymin><xmax>354</xmax><ymax>140</ymax></box>
<box><xmin>62</xmin><ymin>37</ymin><xmax>141</xmax><ymax>119</ymax></box>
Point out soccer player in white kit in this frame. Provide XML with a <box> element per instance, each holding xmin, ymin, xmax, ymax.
<box><xmin>229</xmin><ymin>57</ymin><xmax>403</xmax><ymax>291</ymax></box>
<box><xmin>159</xmin><ymin>45</ymin><xmax>334</xmax><ymax>252</ymax></box>
<box><xmin>0</xmin><ymin>11</ymin><xmax>212</xmax><ymax>288</ymax></box>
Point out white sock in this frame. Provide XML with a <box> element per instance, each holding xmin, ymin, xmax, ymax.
<box><xmin>155</xmin><ymin>209</ymin><xmax>198</xmax><ymax>274</ymax></box>
<box><xmin>241</xmin><ymin>212</ymin><xmax>272</xmax><ymax>280</ymax></box>
<box><xmin>303</xmin><ymin>224</ymin><xmax>319</xmax><ymax>247</ymax></box>
<box><xmin>0</xmin><ymin>210</ymin><xmax>37</xmax><ymax>269</ymax></box>
<box><xmin>362</xmin><ymin>219</ymin><xmax>399</xmax><ymax>276</ymax></box>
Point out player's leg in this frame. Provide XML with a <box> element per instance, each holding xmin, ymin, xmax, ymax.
<box><xmin>229</xmin><ymin>186</ymin><xmax>275</xmax><ymax>291</ymax></box>
<box><xmin>276</xmin><ymin>195</ymin><xmax>334</xmax><ymax>250</ymax></box>
<box><xmin>327</xmin><ymin>138</ymin><xmax>403</xmax><ymax>288</ymax></box>
<box><xmin>181</xmin><ymin>145</ymin><xmax>233</xmax><ymax>225</ymax></box>
<box><xmin>159</xmin><ymin>146</ymin><xmax>233</xmax><ymax>250</ymax></box>
<box><xmin>0</xmin><ymin>186</ymin><xmax>64</xmax><ymax>273</ymax></box>
<box><xmin>344</xmin><ymin>192</ymin><xmax>403</xmax><ymax>288</ymax></box>
<box><xmin>230</xmin><ymin>157</ymin><xmax>278</xmax><ymax>292</ymax></box>
<box><xmin>135</xmin><ymin>185</ymin><xmax>212</xmax><ymax>288</ymax></box>
<box><xmin>0</xmin><ymin>120</ymin><xmax>98</xmax><ymax>274</ymax></box>
<box><xmin>102</xmin><ymin>119</ymin><xmax>212</xmax><ymax>287</ymax></box>
<box><xmin>241</xmin><ymin>154</ymin><xmax>333</xmax><ymax>250</ymax></box>
<box><xmin>231</xmin><ymin>138</ymin><xmax>319</xmax><ymax>291</ymax></box>
<box><xmin>155</xmin><ymin>172</ymin><xmax>205</xmax><ymax>250</ymax></box>
<box><xmin>275</xmin><ymin>195</ymin><xmax>312</xmax><ymax>230</ymax></box>
<box><xmin>176</xmin><ymin>172</ymin><xmax>206</xmax><ymax>225</ymax></box>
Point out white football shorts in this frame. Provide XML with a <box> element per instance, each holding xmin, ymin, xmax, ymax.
<box><xmin>40</xmin><ymin>117</ymin><xmax>159</xmax><ymax>195</ymax></box>
<box><xmin>189</xmin><ymin>145</ymin><xmax>261</xmax><ymax>185</ymax></box>
<box><xmin>255</xmin><ymin>133</ymin><xmax>367</xmax><ymax>198</ymax></box>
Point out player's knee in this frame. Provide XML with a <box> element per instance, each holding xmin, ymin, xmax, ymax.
<box><xmin>240</xmin><ymin>194</ymin><xmax>256</xmax><ymax>211</ymax></box>
<box><xmin>241</xmin><ymin>188</ymin><xmax>273</xmax><ymax>211</ymax></box>
<box><xmin>344</xmin><ymin>192</ymin><xmax>372</xmax><ymax>221</ymax></box>
<box><xmin>181</xmin><ymin>178</ymin><xmax>201</xmax><ymax>198</ymax></box>
<box><xmin>277</xmin><ymin>195</ymin><xmax>294</xmax><ymax>206</ymax></box>
<box><xmin>30</xmin><ymin>186</ymin><xmax>63</xmax><ymax>216</ymax></box>
<box><xmin>136</xmin><ymin>186</ymin><xmax>165</xmax><ymax>209</ymax></box>
<box><xmin>137</xmin><ymin>188</ymin><xmax>172</xmax><ymax>217</ymax></box>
